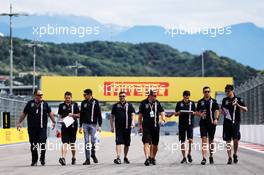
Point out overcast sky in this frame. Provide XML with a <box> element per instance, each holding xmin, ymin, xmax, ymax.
<box><xmin>0</xmin><ymin>0</ymin><xmax>263</xmax><ymax>28</ymax></box>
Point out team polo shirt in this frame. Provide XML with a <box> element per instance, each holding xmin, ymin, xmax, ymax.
<box><xmin>111</xmin><ymin>101</ymin><xmax>135</xmax><ymax>129</ymax></box>
<box><xmin>175</xmin><ymin>100</ymin><xmax>196</xmax><ymax>126</ymax></box>
<box><xmin>58</xmin><ymin>102</ymin><xmax>80</xmax><ymax>126</ymax></box>
<box><xmin>139</xmin><ymin>98</ymin><xmax>164</xmax><ymax>128</ymax></box>
<box><xmin>23</xmin><ymin>100</ymin><xmax>51</xmax><ymax>128</ymax></box>
<box><xmin>197</xmin><ymin>97</ymin><xmax>219</xmax><ymax>124</ymax></box>
<box><xmin>221</xmin><ymin>96</ymin><xmax>245</xmax><ymax>124</ymax></box>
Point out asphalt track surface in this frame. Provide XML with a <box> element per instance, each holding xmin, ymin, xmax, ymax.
<box><xmin>0</xmin><ymin>136</ymin><xmax>263</xmax><ymax>175</ymax></box>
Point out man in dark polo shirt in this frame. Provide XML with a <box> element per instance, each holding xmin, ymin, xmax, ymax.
<box><xmin>110</xmin><ymin>91</ymin><xmax>136</xmax><ymax>164</ymax></box>
<box><xmin>16</xmin><ymin>89</ymin><xmax>56</xmax><ymax>166</ymax></box>
<box><xmin>196</xmin><ymin>86</ymin><xmax>220</xmax><ymax>165</ymax></box>
<box><xmin>79</xmin><ymin>89</ymin><xmax>102</xmax><ymax>165</ymax></box>
<box><xmin>222</xmin><ymin>84</ymin><xmax>247</xmax><ymax>164</ymax></box>
<box><xmin>58</xmin><ymin>91</ymin><xmax>80</xmax><ymax>166</ymax></box>
<box><xmin>174</xmin><ymin>90</ymin><xmax>196</xmax><ymax>164</ymax></box>
<box><xmin>138</xmin><ymin>90</ymin><xmax>166</xmax><ymax>166</ymax></box>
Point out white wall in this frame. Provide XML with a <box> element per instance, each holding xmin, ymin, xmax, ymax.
<box><xmin>194</xmin><ymin>125</ymin><xmax>264</xmax><ymax>145</ymax></box>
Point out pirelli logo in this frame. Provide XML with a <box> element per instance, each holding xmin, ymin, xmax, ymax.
<box><xmin>41</xmin><ymin>76</ymin><xmax>233</xmax><ymax>101</ymax></box>
<box><xmin>103</xmin><ymin>82</ymin><xmax>169</xmax><ymax>97</ymax></box>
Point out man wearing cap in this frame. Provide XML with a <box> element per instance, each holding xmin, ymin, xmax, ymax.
<box><xmin>196</xmin><ymin>86</ymin><xmax>220</xmax><ymax>165</ymax></box>
<box><xmin>58</xmin><ymin>91</ymin><xmax>80</xmax><ymax>166</ymax></box>
<box><xmin>110</xmin><ymin>91</ymin><xmax>136</xmax><ymax>164</ymax></box>
<box><xmin>173</xmin><ymin>90</ymin><xmax>196</xmax><ymax>164</ymax></box>
<box><xmin>79</xmin><ymin>89</ymin><xmax>102</xmax><ymax>165</ymax></box>
<box><xmin>222</xmin><ymin>84</ymin><xmax>247</xmax><ymax>164</ymax></box>
<box><xmin>16</xmin><ymin>89</ymin><xmax>56</xmax><ymax>166</ymax></box>
<box><xmin>138</xmin><ymin>90</ymin><xmax>166</xmax><ymax>166</ymax></box>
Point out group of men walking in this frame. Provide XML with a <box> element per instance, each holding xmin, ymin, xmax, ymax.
<box><xmin>168</xmin><ymin>85</ymin><xmax>247</xmax><ymax>165</ymax></box>
<box><xmin>16</xmin><ymin>84</ymin><xmax>247</xmax><ymax>167</ymax></box>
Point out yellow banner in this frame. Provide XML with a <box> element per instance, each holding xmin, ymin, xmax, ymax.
<box><xmin>0</xmin><ymin>128</ymin><xmax>113</xmax><ymax>145</ymax></box>
<box><xmin>0</xmin><ymin>128</ymin><xmax>28</xmax><ymax>145</ymax></box>
<box><xmin>41</xmin><ymin>76</ymin><xmax>233</xmax><ymax>102</ymax></box>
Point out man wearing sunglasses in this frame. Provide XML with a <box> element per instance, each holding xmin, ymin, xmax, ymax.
<box><xmin>138</xmin><ymin>90</ymin><xmax>166</xmax><ymax>166</ymax></box>
<box><xmin>197</xmin><ymin>86</ymin><xmax>220</xmax><ymax>165</ymax></box>
<box><xmin>221</xmin><ymin>84</ymin><xmax>247</xmax><ymax>164</ymax></box>
<box><xmin>16</xmin><ymin>89</ymin><xmax>56</xmax><ymax>166</ymax></box>
<box><xmin>110</xmin><ymin>91</ymin><xmax>136</xmax><ymax>164</ymax></box>
<box><xmin>79</xmin><ymin>89</ymin><xmax>102</xmax><ymax>165</ymax></box>
<box><xmin>174</xmin><ymin>90</ymin><xmax>196</xmax><ymax>164</ymax></box>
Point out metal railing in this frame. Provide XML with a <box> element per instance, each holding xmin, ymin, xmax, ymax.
<box><xmin>0</xmin><ymin>95</ymin><xmax>29</xmax><ymax>128</ymax></box>
<box><xmin>236</xmin><ymin>74</ymin><xmax>264</xmax><ymax>125</ymax></box>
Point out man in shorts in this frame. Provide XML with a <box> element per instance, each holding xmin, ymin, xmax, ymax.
<box><xmin>138</xmin><ymin>90</ymin><xmax>166</xmax><ymax>166</ymax></box>
<box><xmin>221</xmin><ymin>84</ymin><xmax>247</xmax><ymax>164</ymax></box>
<box><xmin>110</xmin><ymin>91</ymin><xmax>136</xmax><ymax>164</ymax></box>
<box><xmin>196</xmin><ymin>86</ymin><xmax>220</xmax><ymax>165</ymax></box>
<box><xmin>58</xmin><ymin>91</ymin><xmax>80</xmax><ymax>166</ymax></box>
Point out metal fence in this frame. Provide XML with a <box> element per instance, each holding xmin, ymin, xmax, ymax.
<box><xmin>0</xmin><ymin>95</ymin><xmax>29</xmax><ymax>128</ymax></box>
<box><xmin>236</xmin><ymin>74</ymin><xmax>264</xmax><ymax>125</ymax></box>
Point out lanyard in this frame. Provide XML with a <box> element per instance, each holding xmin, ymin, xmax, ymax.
<box><xmin>125</xmin><ymin>103</ymin><xmax>129</xmax><ymax>129</ymax></box>
<box><xmin>71</xmin><ymin>103</ymin><xmax>75</xmax><ymax>128</ymax></box>
<box><xmin>40</xmin><ymin>102</ymin><xmax>43</xmax><ymax>128</ymax></box>
<box><xmin>71</xmin><ymin>104</ymin><xmax>74</xmax><ymax>114</ymax></box>
<box><xmin>188</xmin><ymin>102</ymin><xmax>192</xmax><ymax>125</ymax></box>
<box><xmin>35</xmin><ymin>102</ymin><xmax>44</xmax><ymax>128</ymax></box>
<box><xmin>209</xmin><ymin>99</ymin><xmax>213</xmax><ymax>124</ymax></box>
<box><xmin>149</xmin><ymin>102</ymin><xmax>157</xmax><ymax>127</ymax></box>
<box><xmin>232</xmin><ymin>98</ymin><xmax>237</xmax><ymax>124</ymax></box>
<box><xmin>91</xmin><ymin>100</ymin><xmax>96</xmax><ymax>122</ymax></box>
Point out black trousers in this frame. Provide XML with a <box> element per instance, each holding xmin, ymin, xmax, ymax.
<box><xmin>28</xmin><ymin>127</ymin><xmax>47</xmax><ymax>163</ymax></box>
